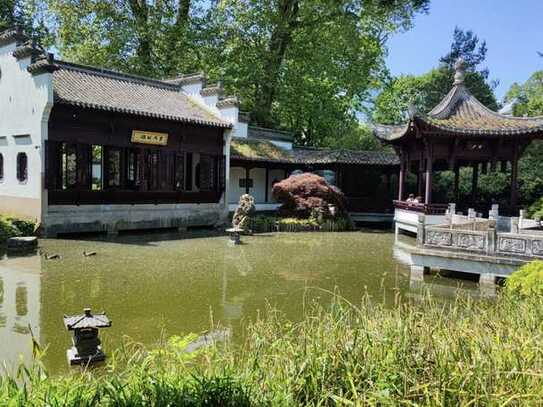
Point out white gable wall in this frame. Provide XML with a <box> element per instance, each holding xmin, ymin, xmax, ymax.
<box><xmin>0</xmin><ymin>42</ymin><xmax>53</xmax><ymax>220</ymax></box>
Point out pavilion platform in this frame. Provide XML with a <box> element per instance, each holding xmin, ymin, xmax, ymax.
<box><xmin>409</xmin><ymin>204</ymin><xmax>543</xmax><ymax>286</ymax></box>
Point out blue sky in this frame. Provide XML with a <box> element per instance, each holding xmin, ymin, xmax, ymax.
<box><xmin>385</xmin><ymin>0</ymin><xmax>543</xmax><ymax>101</ymax></box>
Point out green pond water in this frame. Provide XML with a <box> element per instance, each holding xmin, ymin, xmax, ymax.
<box><xmin>0</xmin><ymin>230</ymin><xmax>479</xmax><ymax>374</ymax></box>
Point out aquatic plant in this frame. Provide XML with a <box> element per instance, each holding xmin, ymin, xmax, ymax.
<box><xmin>250</xmin><ymin>215</ymin><xmax>352</xmax><ymax>233</ymax></box>
<box><xmin>2</xmin><ymin>293</ymin><xmax>543</xmax><ymax>405</ymax></box>
<box><xmin>0</xmin><ymin>335</ymin><xmax>256</xmax><ymax>406</ymax></box>
<box><xmin>209</xmin><ymin>292</ymin><xmax>543</xmax><ymax>405</ymax></box>
<box><xmin>506</xmin><ymin>260</ymin><xmax>543</xmax><ymax>296</ymax></box>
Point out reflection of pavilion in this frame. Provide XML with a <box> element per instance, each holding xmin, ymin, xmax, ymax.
<box><xmin>374</xmin><ymin>58</ymin><xmax>543</xmax><ymax>235</ymax></box>
<box><xmin>0</xmin><ymin>253</ymin><xmax>41</xmax><ymax>370</ymax></box>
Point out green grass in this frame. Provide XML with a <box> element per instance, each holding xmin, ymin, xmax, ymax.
<box><xmin>2</xmin><ymin>292</ymin><xmax>543</xmax><ymax>405</ymax></box>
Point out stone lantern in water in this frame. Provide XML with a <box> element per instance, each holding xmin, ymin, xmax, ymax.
<box><xmin>63</xmin><ymin>308</ymin><xmax>111</xmax><ymax>365</ymax></box>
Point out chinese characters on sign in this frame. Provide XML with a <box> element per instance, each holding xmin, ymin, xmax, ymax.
<box><xmin>131</xmin><ymin>130</ymin><xmax>169</xmax><ymax>146</ymax></box>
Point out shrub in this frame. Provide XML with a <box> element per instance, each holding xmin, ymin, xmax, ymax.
<box><xmin>0</xmin><ymin>217</ymin><xmax>21</xmax><ymax>243</ymax></box>
<box><xmin>528</xmin><ymin>197</ymin><xmax>543</xmax><ymax>220</ymax></box>
<box><xmin>506</xmin><ymin>260</ymin><xmax>543</xmax><ymax>296</ymax></box>
<box><xmin>272</xmin><ymin>173</ymin><xmax>347</xmax><ymax>219</ymax></box>
<box><xmin>0</xmin><ymin>216</ymin><xmax>38</xmax><ymax>244</ymax></box>
<box><xmin>9</xmin><ymin>218</ymin><xmax>37</xmax><ymax>236</ymax></box>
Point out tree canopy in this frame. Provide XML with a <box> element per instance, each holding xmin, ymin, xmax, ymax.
<box><xmin>22</xmin><ymin>0</ymin><xmax>429</xmax><ymax>148</ymax></box>
<box><xmin>505</xmin><ymin>71</ymin><xmax>543</xmax><ymax>117</ymax></box>
<box><xmin>372</xmin><ymin>27</ymin><xmax>498</xmax><ymax>125</ymax></box>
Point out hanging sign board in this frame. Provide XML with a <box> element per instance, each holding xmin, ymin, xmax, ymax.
<box><xmin>131</xmin><ymin>130</ymin><xmax>169</xmax><ymax>146</ymax></box>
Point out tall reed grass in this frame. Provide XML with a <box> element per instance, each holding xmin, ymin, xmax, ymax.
<box><xmin>2</xmin><ymin>292</ymin><xmax>543</xmax><ymax>406</ymax></box>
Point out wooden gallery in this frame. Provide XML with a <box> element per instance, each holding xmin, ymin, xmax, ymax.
<box><xmin>0</xmin><ymin>28</ymin><xmax>398</xmax><ymax>236</ymax></box>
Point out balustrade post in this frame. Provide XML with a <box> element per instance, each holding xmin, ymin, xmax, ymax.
<box><xmin>468</xmin><ymin>208</ymin><xmax>476</xmax><ymax>230</ymax></box>
<box><xmin>487</xmin><ymin>223</ymin><xmax>496</xmax><ymax>255</ymax></box>
<box><xmin>489</xmin><ymin>204</ymin><xmax>499</xmax><ymax>221</ymax></box>
<box><xmin>511</xmin><ymin>217</ymin><xmax>519</xmax><ymax>234</ymax></box>
<box><xmin>416</xmin><ymin>214</ymin><xmax>425</xmax><ymax>247</ymax></box>
<box><xmin>519</xmin><ymin>209</ymin><xmax>526</xmax><ymax>230</ymax></box>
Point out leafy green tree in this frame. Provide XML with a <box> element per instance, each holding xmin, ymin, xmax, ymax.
<box><xmin>47</xmin><ymin>0</ymin><xmax>205</xmax><ymax>77</ymax></box>
<box><xmin>0</xmin><ymin>0</ymin><xmax>49</xmax><ymax>41</ymax></box>
<box><xmin>440</xmin><ymin>26</ymin><xmax>489</xmax><ymax>79</ymax></box>
<box><xmin>503</xmin><ymin>72</ymin><xmax>543</xmax><ymax>207</ymax></box>
<box><xmin>372</xmin><ymin>27</ymin><xmax>498</xmax><ymax>125</ymax></box>
<box><xmin>45</xmin><ymin>0</ymin><xmax>429</xmax><ymax>148</ymax></box>
<box><xmin>372</xmin><ymin>67</ymin><xmax>498</xmax><ymax>124</ymax></box>
<box><xmin>505</xmin><ymin>71</ymin><xmax>543</xmax><ymax>117</ymax></box>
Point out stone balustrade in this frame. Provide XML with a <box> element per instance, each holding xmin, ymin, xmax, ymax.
<box><xmin>417</xmin><ymin>203</ymin><xmax>543</xmax><ymax>260</ymax></box>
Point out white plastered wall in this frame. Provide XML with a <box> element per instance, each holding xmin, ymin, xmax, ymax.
<box><xmin>229</xmin><ymin>166</ymin><xmax>246</xmax><ymax>204</ymax></box>
<box><xmin>249</xmin><ymin>168</ymin><xmax>266</xmax><ymax>203</ymax></box>
<box><xmin>0</xmin><ymin>42</ymin><xmax>53</xmax><ymax>220</ymax></box>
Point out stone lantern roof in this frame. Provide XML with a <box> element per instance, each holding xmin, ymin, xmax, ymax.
<box><xmin>63</xmin><ymin>308</ymin><xmax>112</xmax><ymax>330</ymax></box>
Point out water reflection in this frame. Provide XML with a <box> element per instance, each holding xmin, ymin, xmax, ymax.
<box><xmin>0</xmin><ymin>253</ymin><xmax>41</xmax><ymax>372</ymax></box>
<box><xmin>0</xmin><ymin>230</ymin><xmax>493</xmax><ymax>374</ymax></box>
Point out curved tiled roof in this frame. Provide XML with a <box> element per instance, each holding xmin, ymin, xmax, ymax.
<box><xmin>52</xmin><ymin>62</ymin><xmax>231</xmax><ymax>128</ymax></box>
<box><xmin>374</xmin><ymin>64</ymin><xmax>543</xmax><ymax>141</ymax></box>
<box><xmin>230</xmin><ymin>138</ymin><xmax>399</xmax><ymax>166</ymax></box>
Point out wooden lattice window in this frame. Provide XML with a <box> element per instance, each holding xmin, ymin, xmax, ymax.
<box><xmin>61</xmin><ymin>143</ymin><xmax>77</xmax><ymax>189</ymax></box>
<box><xmin>16</xmin><ymin>152</ymin><xmax>27</xmax><ymax>182</ymax></box>
<box><xmin>175</xmin><ymin>153</ymin><xmax>185</xmax><ymax>191</ymax></box>
<box><xmin>105</xmin><ymin>148</ymin><xmax>122</xmax><ymax>188</ymax></box>
<box><xmin>218</xmin><ymin>155</ymin><xmax>226</xmax><ymax>192</ymax></box>
<box><xmin>199</xmin><ymin>154</ymin><xmax>215</xmax><ymax>191</ymax></box>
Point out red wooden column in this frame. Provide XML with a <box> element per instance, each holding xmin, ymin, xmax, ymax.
<box><xmin>424</xmin><ymin>143</ymin><xmax>433</xmax><ymax>205</ymax></box>
<box><xmin>398</xmin><ymin>157</ymin><xmax>405</xmax><ymax>201</ymax></box>
<box><xmin>453</xmin><ymin>164</ymin><xmax>460</xmax><ymax>203</ymax></box>
<box><xmin>424</xmin><ymin>158</ymin><xmax>432</xmax><ymax>204</ymax></box>
<box><xmin>511</xmin><ymin>144</ymin><xmax>519</xmax><ymax>209</ymax></box>
<box><xmin>471</xmin><ymin>162</ymin><xmax>479</xmax><ymax>205</ymax></box>
<box><xmin>417</xmin><ymin>153</ymin><xmax>424</xmax><ymax>198</ymax></box>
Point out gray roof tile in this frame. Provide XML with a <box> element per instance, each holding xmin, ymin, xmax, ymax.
<box><xmin>230</xmin><ymin>138</ymin><xmax>399</xmax><ymax>166</ymax></box>
<box><xmin>52</xmin><ymin>62</ymin><xmax>230</xmax><ymax>128</ymax></box>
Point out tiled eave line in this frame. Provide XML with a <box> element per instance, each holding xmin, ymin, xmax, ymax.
<box><xmin>12</xmin><ymin>42</ymin><xmax>45</xmax><ymax>60</ymax></box>
<box><xmin>0</xmin><ymin>27</ymin><xmax>28</xmax><ymax>47</ymax></box>
<box><xmin>419</xmin><ymin>118</ymin><xmax>543</xmax><ymax>137</ymax></box>
<box><xmin>27</xmin><ymin>59</ymin><xmax>59</xmax><ymax>75</ymax></box>
<box><xmin>231</xmin><ymin>155</ymin><xmax>399</xmax><ymax>166</ymax></box>
<box><xmin>55</xmin><ymin>98</ymin><xmax>232</xmax><ymax>129</ymax></box>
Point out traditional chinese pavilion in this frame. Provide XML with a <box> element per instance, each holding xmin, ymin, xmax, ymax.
<box><xmin>374</xmin><ymin>59</ymin><xmax>543</xmax><ymax>215</ymax></box>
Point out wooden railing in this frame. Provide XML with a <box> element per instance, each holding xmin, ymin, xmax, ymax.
<box><xmin>393</xmin><ymin>200</ymin><xmax>448</xmax><ymax>215</ymax></box>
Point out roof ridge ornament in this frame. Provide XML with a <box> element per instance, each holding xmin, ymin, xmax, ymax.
<box><xmin>453</xmin><ymin>57</ymin><xmax>465</xmax><ymax>86</ymax></box>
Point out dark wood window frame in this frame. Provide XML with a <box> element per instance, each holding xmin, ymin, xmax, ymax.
<box><xmin>16</xmin><ymin>152</ymin><xmax>28</xmax><ymax>182</ymax></box>
<box><xmin>47</xmin><ymin>142</ymin><xmax>225</xmax><ymax>205</ymax></box>
<box><xmin>0</xmin><ymin>152</ymin><xmax>3</xmax><ymax>181</ymax></box>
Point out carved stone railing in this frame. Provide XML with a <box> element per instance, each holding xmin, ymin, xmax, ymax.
<box><xmin>423</xmin><ymin>226</ymin><xmax>490</xmax><ymax>254</ymax></box>
<box><xmin>496</xmin><ymin>232</ymin><xmax>543</xmax><ymax>259</ymax></box>
<box><xmin>417</xmin><ymin>204</ymin><xmax>543</xmax><ymax>260</ymax></box>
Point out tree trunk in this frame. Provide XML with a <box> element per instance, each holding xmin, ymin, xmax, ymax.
<box><xmin>253</xmin><ymin>0</ymin><xmax>299</xmax><ymax>126</ymax></box>
<box><xmin>128</xmin><ymin>0</ymin><xmax>152</xmax><ymax>69</ymax></box>
<box><xmin>176</xmin><ymin>0</ymin><xmax>191</xmax><ymax>27</ymax></box>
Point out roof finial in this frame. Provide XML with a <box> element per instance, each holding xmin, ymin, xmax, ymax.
<box><xmin>453</xmin><ymin>57</ymin><xmax>465</xmax><ymax>86</ymax></box>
